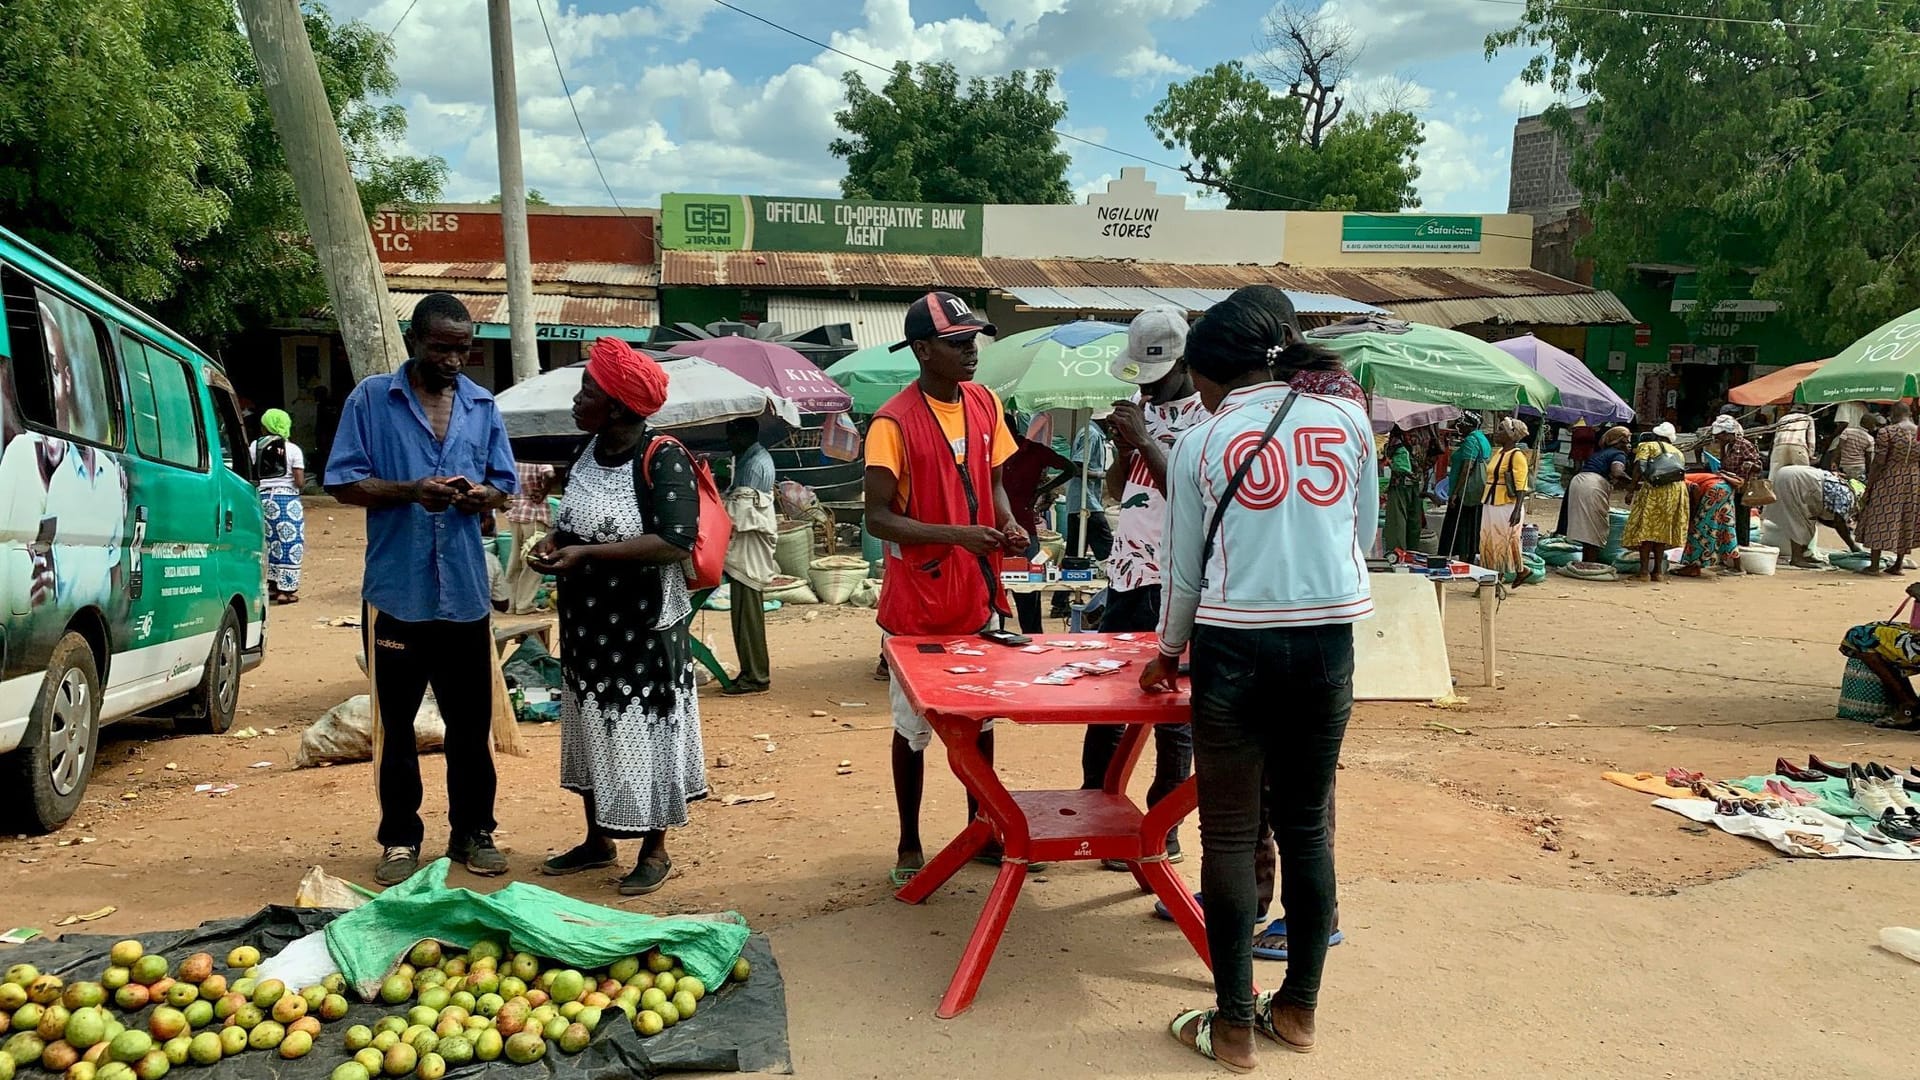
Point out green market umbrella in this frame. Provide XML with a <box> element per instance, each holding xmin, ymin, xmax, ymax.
<box><xmin>824</xmin><ymin>343</ymin><xmax>920</xmax><ymax>414</ymax></box>
<box><xmin>1307</xmin><ymin>322</ymin><xmax>1561</xmax><ymax>412</ymax></box>
<box><xmin>1797</xmin><ymin>306</ymin><xmax>1920</xmax><ymax>404</ymax></box>
<box><xmin>977</xmin><ymin>321</ymin><xmax>1135</xmax><ymax>412</ymax></box>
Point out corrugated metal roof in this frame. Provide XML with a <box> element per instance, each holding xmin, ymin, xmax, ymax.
<box><xmin>669</xmin><ymin>252</ymin><xmax>1590</xmax><ymax>297</ymax></box>
<box><xmin>1005</xmin><ymin>285</ymin><xmax>1387</xmax><ymax>317</ymax></box>
<box><xmin>387</xmin><ymin>290</ymin><xmax>657</xmax><ymax>328</ymax></box>
<box><xmin>1381</xmin><ymin>292</ymin><xmax>1635</xmax><ymax>327</ymax></box>
<box><xmin>382</xmin><ymin>261</ymin><xmax>658</xmax><ymax>287</ymax></box>
<box><xmin>763</xmin><ymin>296</ymin><xmax>914</xmax><ymax>350</ymax></box>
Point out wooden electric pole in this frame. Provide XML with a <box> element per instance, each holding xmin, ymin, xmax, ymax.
<box><xmin>488</xmin><ymin>0</ymin><xmax>540</xmax><ymax>385</ymax></box>
<box><xmin>235</xmin><ymin>0</ymin><xmax>408</xmax><ymax>383</ymax></box>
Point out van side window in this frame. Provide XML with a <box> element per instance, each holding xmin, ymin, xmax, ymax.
<box><xmin>211</xmin><ymin>387</ymin><xmax>252</xmax><ymax>483</ymax></box>
<box><xmin>121</xmin><ymin>337</ymin><xmax>207</xmax><ymax>471</ymax></box>
<box><xmin>1</xmin><ymin>264</ymin><xmax>122</xmax><ymax>448</ymax></box>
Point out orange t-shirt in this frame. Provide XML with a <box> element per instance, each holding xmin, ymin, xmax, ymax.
<box><xmin>865</xmin><ymin>389</ymin><xmax>1017</xmax><ymax>512</ymax></box>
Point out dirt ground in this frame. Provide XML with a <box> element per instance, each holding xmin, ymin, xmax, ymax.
<box><xmin>8</xmin><ymin>498</ymin><xmax>1920</xmax><ymax>1076</ymax></box>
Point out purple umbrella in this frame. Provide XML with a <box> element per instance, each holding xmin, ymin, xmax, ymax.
<box><xmin>667</xmin><ymin>337</ymin><xmax>853</xmax><ymax>414</ymax></box>
<box><xmin>1372</xmin><ymin>396</ymin><xmax>1461</xmax><ymax>435</ymax></box>
<box><xmin>1494</xmin><ymin>335</ymin><xmax>1633</xmax><ymax>425</ymax></box>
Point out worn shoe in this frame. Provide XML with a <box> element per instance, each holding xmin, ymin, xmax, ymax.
<box><xmin>449</xmin><ymin>832</ymin><xmax>509</xmax><ymax>877</ymax></box>
<box><xmin>722</xmin><ymin>682</ymin><xmax>771</xmax><ymax>697</ymax></box>
<box><xmin>375</xmin><ymin>845</ymin><xmax>420</xmax><ymax>886</ymax></box>
<box><xmin>620</xmin><ymin>857</ymin><xmax>673</xmax><ymax>896</ymax></box>
<box><xmin>1850</xmin><ymin>765</ymin><xmax>1899</xmax><ymax>819</ymax></box>
<box><xmin>541</xmin><ymin>840</ymin><xmax>618</xmax><ymax>876</ymax></box>
<box><xmin>1774</xmin><ymin>758</ymin><xmax>1828</xmax><ymax>784</ymax></box>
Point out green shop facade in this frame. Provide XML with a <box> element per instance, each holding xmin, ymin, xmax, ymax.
<box><xmin>1584</xmin><ymin>269</ymin><xmax>1824</xmax><ymax>430</ymax></box>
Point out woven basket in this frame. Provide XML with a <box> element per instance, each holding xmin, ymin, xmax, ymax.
<box><xmin>809</xmin><ymin>555</ymin><xmax>870</xmax><ymax>605</ymax></box>
<box><xmin>776</xmin><ymin>521</ymin><xmax>815</xmax><ymax>579</ymax></box>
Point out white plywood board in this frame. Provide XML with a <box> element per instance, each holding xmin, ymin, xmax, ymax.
<box><xmin>1353</xmin><ymin>572</ymin><xmax>1455</xmax><ymax>701</ymax></box>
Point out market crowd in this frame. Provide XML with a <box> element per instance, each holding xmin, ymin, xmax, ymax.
<box><xmin>321</xmin><ymin>287</ymin><xmax>1920</xmax><ymax>1073</ymax></box>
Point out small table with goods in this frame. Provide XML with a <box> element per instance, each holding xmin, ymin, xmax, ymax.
<box><xmin>882</xmin><ymin>632</ymin><xmax>1207</xmax><ymax>1018</ymax></box>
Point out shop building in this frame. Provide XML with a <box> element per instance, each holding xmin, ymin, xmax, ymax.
<box><xmin>657</xmin><ymin>169</ymin><xmax>1631</xmax><ymax>351</ymax></box>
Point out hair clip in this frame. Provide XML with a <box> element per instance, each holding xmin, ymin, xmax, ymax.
<box><xmin>1265</xmin><ymin>344</ymin><xmax>1284</xmax><ymax>361</ymax></box>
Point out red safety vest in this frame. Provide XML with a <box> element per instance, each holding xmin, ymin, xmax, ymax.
<box><xmin>874</xmin><ymin>382</ymin><xmax>1009</xmax><ymax>636</ymax></box>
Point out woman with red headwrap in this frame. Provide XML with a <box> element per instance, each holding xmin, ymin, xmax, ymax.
<box><xmin>531</xmin><ymin>339</ymin><xmax>706</xmax><ymax>894</ymax></box>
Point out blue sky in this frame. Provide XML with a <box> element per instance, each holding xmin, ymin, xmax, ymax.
<box><xmin>326</xmin><ymin>0</ymin><xmax>1566</xmax><ymax>215</ymax></box>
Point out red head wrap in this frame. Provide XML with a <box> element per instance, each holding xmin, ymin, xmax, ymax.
<box><xmin>585</xmin><ymin>337</ymin><xmax>669</xmax><ymax>418</ymax></box>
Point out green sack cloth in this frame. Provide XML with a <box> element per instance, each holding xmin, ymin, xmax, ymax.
<box><xmin>502</xmin><ymin>637</ymin><xmax>563</xmax><ymax>692</ymax></box>
<box><xmin>325</xmin><ymin>859</ymin><xmax>750</xmax><ymax>999</ymax></box>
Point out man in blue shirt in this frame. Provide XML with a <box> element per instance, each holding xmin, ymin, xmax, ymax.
<box><xmin>1050</xmin><ymin>422</ymin><xmax>1113</xmax><ymax>618</ymax></box>
<box><xmin>325</xmin><ymin>292</ymin><xmax>519</xmax><ymax>885</ymax></box>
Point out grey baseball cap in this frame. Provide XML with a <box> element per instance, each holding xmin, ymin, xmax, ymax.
<box><xmin>1112</xmin><ymin>307</ymin><xmax>1188</xmax><ymax>385</ymax></box>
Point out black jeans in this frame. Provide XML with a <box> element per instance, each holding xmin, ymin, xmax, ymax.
<box><xmin>369</xmin><ymin>611</ymin><xmax>498</xmax><ymax>849</ymax></box>
<box><xmin>1191</xmin><ymin>622</ymin><xmax>1352</xmax><ymax>1022</ymax></box>
<box><xmin>1732</xmin><ymin>489</ymin><xmax>1751</xmax><ymax>547</ymax></box>
<box><xmin>1080</xmin><ymin>586</ymin><xmax>1193</xmax><ymax>844</ymax></box>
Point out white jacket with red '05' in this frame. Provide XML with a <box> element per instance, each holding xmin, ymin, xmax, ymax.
<box><xmin>1156</xmin><ymin>382</ymin><xmax>1379</xmax><ymax>658</ymax></box>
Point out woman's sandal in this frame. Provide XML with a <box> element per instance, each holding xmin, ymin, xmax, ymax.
<box><xmin>1252</xmin><ymin>991</ymin><xmax>1316</xmax><ymax>1054</ymax></box>
<box><xmin>1169</xmin><ymin>1009</ymin><xmax>1254</xmax><ymax>1074</ymax></box>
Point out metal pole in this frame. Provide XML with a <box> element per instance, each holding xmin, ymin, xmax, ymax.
<box><xmin>236</xmin><ymin>0</ymin><xmax>407</xmax><ymax>382</ymax></box>
<box><xmin>488</xmin><ymin>0</ymin><xmax>540</xmax><ymax>385</ymax></box>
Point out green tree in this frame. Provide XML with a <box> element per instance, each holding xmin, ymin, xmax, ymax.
<box><xmin>1488</xmin><ymin>1</ymin><xmax>1920</xmax><ymax>347</ymax></box>
<box><xmin>831</xmin><ymin>62</ymin><xmax>1073</xmax><ymax>205</ymax></box>
<box><xmin>487</xmin><ymin>189</ymin><xmax>549</xmax><ymax>205</ymax></box>
<box><xmin>1148</xmin><ymin>61</ymin><xmax>1423</xmax><ymax>211</ymax></box>
<box><xmin>0</xmin><ymin>0</ymin><xmax>443</xmax><ymax>340</ymax></box>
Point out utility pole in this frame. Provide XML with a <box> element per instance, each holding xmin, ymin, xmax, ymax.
<box><xmin>236</xmin><ymin>0</ymin><xmax>408</xmax><ymax>382</ymax></box>
<box><xmin>488</xmin><ymin>0</ymin><xmax>540</xmax><ymax>385</ymax></box>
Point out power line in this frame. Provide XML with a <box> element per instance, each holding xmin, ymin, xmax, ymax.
<box><xmin>386</xmin><ymin>0</ymin><xmax>424</xmax><ymax>38</ymax></box>
<box><xmin>1466</xmin><ymin>0</ymin><xmax>1920</xmax><ymax>36</ymax></box>
<box><xmin>701</xmin><ymin>0</ymin><xmax>1543</xmax><ymax>240</ymax></box>
<box><xmin>530</xmin><ymin>0</ymin><xmax>637</xmax><ymax>222</ymax></box>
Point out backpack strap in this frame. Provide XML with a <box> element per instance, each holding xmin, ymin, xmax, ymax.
<box><xmin>1200</xmin><ymin>390</ymin><xmax>1298</xmax><ymax>589</ymax></box>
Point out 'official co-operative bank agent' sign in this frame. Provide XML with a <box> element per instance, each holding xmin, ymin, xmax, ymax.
<box><xmin>662</xmin><ymin>193</ymin><xmax>983</xmax><ymax>256</ymax></box>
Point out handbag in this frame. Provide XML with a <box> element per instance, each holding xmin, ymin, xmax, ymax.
<box><xmin>1739</xmin><ymin>474</ymin><xmax>1777</xmax><ymax>507</ymax></box>
<box><xmin>1639</xmin><ymin>443</ymin><xmax>1686</xmax><ymax>486</ymax></box>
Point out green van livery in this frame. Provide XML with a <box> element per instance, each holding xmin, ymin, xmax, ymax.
<box><xmin>0</xmin><ymin>225</ymin><xmax>267</xmax><ymax>831</ymax></box>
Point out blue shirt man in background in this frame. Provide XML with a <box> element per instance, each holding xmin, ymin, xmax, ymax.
<box><xmin>325</xmin><ymin>292</ymin><xmax>518</xmax><ymax>885</ymax></box>
<box><xmin>1051</xmin><ymin>423</ymin><xmax>1113</xmax><ymax>617</ymax></box>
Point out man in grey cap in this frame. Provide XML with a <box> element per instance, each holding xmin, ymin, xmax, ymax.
<box><xmin>1082</xmin><ymin>306</ymin><xmax>1208</xmax><ymax>862</ymax></box>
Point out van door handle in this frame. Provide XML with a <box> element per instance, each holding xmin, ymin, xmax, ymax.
<box><xmin>224</xmin><ymin>508</ymin><xmax>233</xmax><ymax>532</ymax></box>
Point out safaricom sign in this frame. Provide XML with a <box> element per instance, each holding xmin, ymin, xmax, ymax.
<box><xmin>1340</xmin><ymin>214</ymin><xmax>1484</xmax><ymax>253</ymax></box>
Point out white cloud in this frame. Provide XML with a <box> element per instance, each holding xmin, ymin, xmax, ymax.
<box><xmin>1498</xmin><ymin>74</ymin><xmax>1562</xmax><ymax>116</ymax></box>
<box><xmin>1313</xmin><ymin>0</ymin><xmax>1518</xmax><ymax>72</ymax></box>
<box><xmin>1113</xmin><ymin>45</ymin><xmax>1192</xmax><ymax>81</ymax></box>
<box><xmin>1413</xmin><ymin>115</ymin><xmax>1508</xmax><ymax>211</ymax></box>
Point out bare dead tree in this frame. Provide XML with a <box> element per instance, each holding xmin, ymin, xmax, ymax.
<box><xmin>1256</xmin><ymin>1</ymin><xmax>1357</xmax><ymax>149</ymax></box>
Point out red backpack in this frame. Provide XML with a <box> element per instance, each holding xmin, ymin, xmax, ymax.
<box><xmin>637</xmin><ymin>434</ymin><xmax>732</xmax><ymax>592</ymax></box>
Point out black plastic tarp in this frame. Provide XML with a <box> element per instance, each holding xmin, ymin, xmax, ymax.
<box><xmin>7</xmin><ymin>906</ymin><xmax>792</xmax><ymax>1078</ymax></box>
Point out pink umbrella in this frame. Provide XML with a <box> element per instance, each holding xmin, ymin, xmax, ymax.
<box><xmin>667</xmin><ymin>337</ymin><xmax>853</xmax><ymax>414</ymax></box>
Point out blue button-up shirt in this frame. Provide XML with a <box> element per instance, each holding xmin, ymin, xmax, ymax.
<box><xmin>1062</xmin><ymin>425</ymin><xmax>1112</xmax><ymax>514</ymax></box>
<box><xmin>732</xmin><ymin>443</ymin><xmax>776</xmax><ymax>495</ymax></box>
<box><xmin>323</xmin><ymin>363</ymin><xmax>518</xmax><ymax>624</ymax></box>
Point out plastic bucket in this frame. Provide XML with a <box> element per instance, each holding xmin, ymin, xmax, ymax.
<box><xmin>1739</xmin><ymin>544</ymin><xmax>1780</xmax><ymax>576</ymax></box>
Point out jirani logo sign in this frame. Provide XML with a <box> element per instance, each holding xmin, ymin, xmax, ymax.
<box><xmin>1340</xmin><ymin>215</ymin><xmax>1483</xmax><ymax>253</ymax></box>
<box><xmin>661</xmin><ymin>194</ymin><xmax>983</xmax><ymax>255</ymax></box>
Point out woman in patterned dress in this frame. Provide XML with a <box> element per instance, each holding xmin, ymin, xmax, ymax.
<box><xmin>1859</xmin><ymin>402</ymin><xmax>1920</xmax><ymax>575</ymax></box>
<box><xmin>1674</xmin><ymin>472</ymin><xmax>1742</xmax><ymax>577</ymax></box>
<box><xmin>533</xmin><ymin>340</ymin><xmax>707</xmax><ymax>896</ymax></box>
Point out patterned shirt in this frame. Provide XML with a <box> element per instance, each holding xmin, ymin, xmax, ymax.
<box><xmin>1714</xmin><ymin>435</ymin><xmax>1764</xmax><ymax>484</ymax></box>
<box><xmin>1106</xmin><ymin>392</ymin><xmax>1210</xmax><ymax>593</ymax></box>
<box><xmin>506</xmin><ymin>462</ymin><xmax>556</xmax><ymax>524</ymax></box>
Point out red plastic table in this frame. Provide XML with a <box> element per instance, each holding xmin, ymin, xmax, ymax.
<box><xmin>883</xmin><ymin>633</ymin><xmax>1209</xmax><ymax>1018</ymax></box>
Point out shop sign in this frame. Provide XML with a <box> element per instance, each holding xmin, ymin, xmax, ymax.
<box><xmin>1633</xmin><ymin>324</ymin><xmax>1651</xmax><ymax>347</ymax></box>
<box><xmin>1669</xmin><ymin>274</ymin><xmax>1781</xmax><ymax>314</ymax></box>
<box><xmin>1339</xmin><ymin>215</ymin><xmax>1482</xmax><ymax>253</ymax></box>
<box><xmin>661</xmin><ymin>193</ymin><xmax>983</xmax><ymax>255</ymax></box>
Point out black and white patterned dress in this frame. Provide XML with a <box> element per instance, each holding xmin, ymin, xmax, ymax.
<box><xmin>555</xmin><ymin>434</ymin><xmax>708</xmax><ymax>835</ymax></box>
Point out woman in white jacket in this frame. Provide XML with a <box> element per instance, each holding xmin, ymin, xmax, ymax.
<box><xmin>1144</xmin><ymin>285</ymin><xmax>1377</xmax><ymax>1068</ymax></box>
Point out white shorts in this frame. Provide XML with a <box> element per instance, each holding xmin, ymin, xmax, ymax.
<box><xmin>886</xmin><ymin>633</ymin><xmax>997</xmax><ymax>752</ymax></box>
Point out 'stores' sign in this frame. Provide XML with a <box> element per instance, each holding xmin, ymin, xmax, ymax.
<box><xmin>661</xmin><ymin>194</ymin><xmax>984</xmax><ymax>255</ymax></box>
<box><xmin>1340</xmin><ymin>215</ymin><xmax>1484</xmax><ymax>253</ymax></box>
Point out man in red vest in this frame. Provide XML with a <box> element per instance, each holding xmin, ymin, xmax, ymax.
<box><xmin>865</xmin><ymin>291</ymin><xmax>1029</xmax><ymax>887</ymax></box>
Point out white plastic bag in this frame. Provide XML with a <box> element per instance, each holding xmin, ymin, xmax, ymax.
<box><xmin>295</xmin><ymin>693</ymin><xmax>446</xmax><ymax>768</ymax></box>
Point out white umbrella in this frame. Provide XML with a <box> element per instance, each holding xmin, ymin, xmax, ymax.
<box><xmin>495</xmin><ymin>355</ymin><xmax>802</xmax><ymax>441</ymax></box>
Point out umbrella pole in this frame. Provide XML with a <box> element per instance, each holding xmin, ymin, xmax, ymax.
<box><xmin>1075</xmin><ymin>409</ymin><xmax>1089</xmax><ymax>559</ymax></box>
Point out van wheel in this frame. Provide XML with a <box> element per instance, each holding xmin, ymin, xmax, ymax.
<box><xmin>1</xmin><ymin>632</ymin><xmax>102</xmax><ymax>833</ymax></box>
<box><xmin>177</xmin><ymin>607</ymin><xmax>241</xmax><ymax>735</ymax></box>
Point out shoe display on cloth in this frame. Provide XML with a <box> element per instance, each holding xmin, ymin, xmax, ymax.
<box><xmin>1810</xmin><ymin>754</ymin><xmax>1851</xmax><ymax>779</ymax></box>
<box><xmin>1877</xmin><ymin>812</ymin><xmax>1920</xmax><ymax>842</ymax></box>
<box><xmin>1869</xmin><ymin>763</ymin><xmax>1920</xmax><ymax>806</ymax></box>
<box><xmin>1764</xmin><ymin>780</ymin><xmax>1819</xmax><ymax>806</ymax></box>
